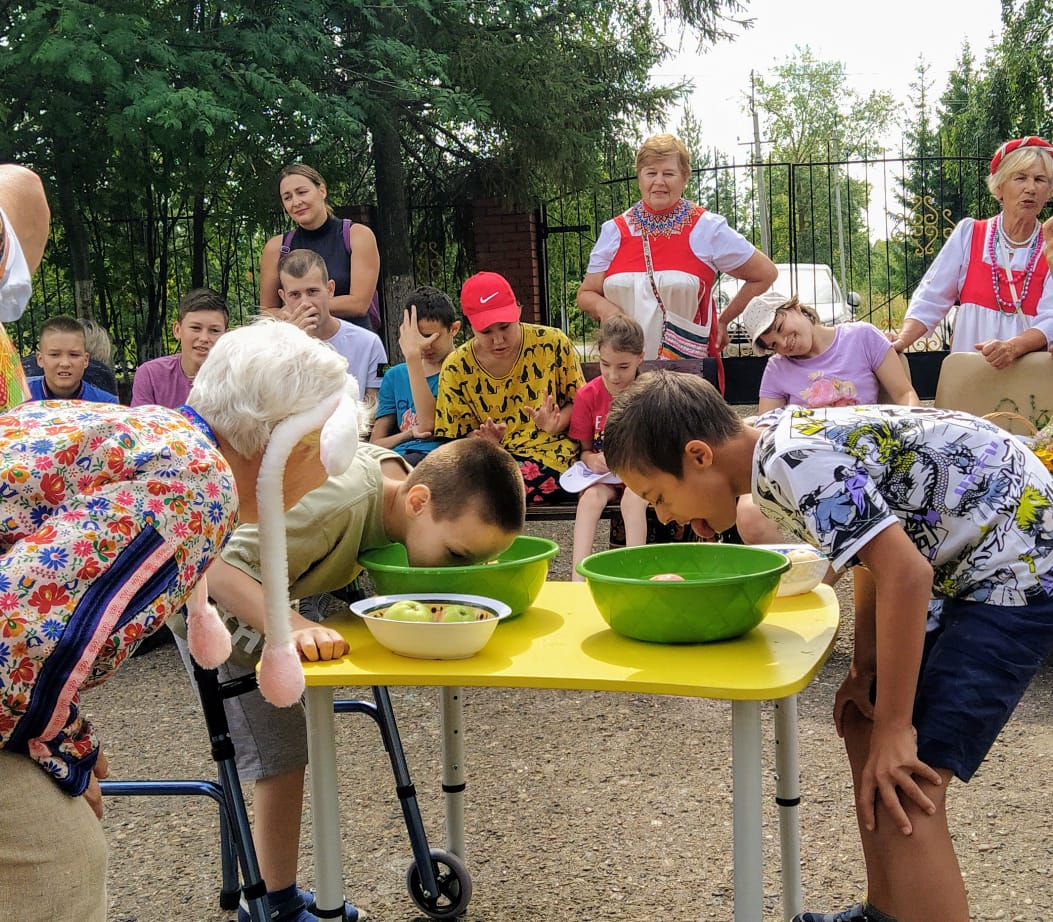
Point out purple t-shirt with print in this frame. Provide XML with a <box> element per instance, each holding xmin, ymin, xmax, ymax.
<box><xmin>758</xmin><ymin>321</ymin><xmax>893</xmax><ymax>408</ymax></box>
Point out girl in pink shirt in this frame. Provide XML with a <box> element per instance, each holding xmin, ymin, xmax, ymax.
<box><xmin>564</xmin><ymin>316</ymin><xmax>650</xmax><ymax>578</ymax></box>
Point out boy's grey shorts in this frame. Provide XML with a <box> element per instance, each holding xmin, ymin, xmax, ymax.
<box><xmin>173</xmin><ymin>633</ymin><xmax>307</xmax><ymax>781</ymax></box>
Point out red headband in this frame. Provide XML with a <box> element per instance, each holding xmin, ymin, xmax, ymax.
<box><xmin>990</xmin><ymin>136</ymin><xmax>1053</xmax><ymax>174</ymax></box>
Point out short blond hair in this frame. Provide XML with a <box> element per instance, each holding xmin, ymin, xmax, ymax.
<box><xmin>635</xmin><ymin>134</ymin><xmax>691</xmax><ymax>177</ymax></box>
<box><xmin>987</xmin><ymin>147</ymin><xmax>1053</xmax><ymax>198</ymax></box>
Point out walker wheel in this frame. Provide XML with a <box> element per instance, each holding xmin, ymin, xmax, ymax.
<box><xmin>405</xmin><ymin>848</ymin><xmax>472</xmax><ymax>918</ymax></box>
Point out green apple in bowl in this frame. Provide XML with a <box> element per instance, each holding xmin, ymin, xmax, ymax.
<box><xmin>350</xmin><ymin>593</ymin><xmax>512</xmax><ymax>659</ymax></box>
<box><xmin>383</xmin><ymin>599</ymin><xmax>434</xmax><ymax>622</ymax></box>
<box><xmin>441</xmin><ymin>604</ymin><xmax>484</xmax><ymax>623</ymax></box>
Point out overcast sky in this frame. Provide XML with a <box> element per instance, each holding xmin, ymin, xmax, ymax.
<box><xmin>651</xmin><ymin>0</ymin><xmax>1006</xmax><ymax>160</ymax></box>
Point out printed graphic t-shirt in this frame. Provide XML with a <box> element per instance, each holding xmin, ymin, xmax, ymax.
<box><xmin>752</xmin><ymin>404</ymin><xmax>1053</xmax><ymax>605</ymax></box>
<box><xmin>433</xmin><ymin>323</ymin><xmax>584</xmax><ymax>473</ymax></box>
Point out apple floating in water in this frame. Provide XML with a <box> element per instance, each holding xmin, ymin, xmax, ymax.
<box><xmin>650</xmin><ymin>573</ymin><xmax>685</xmax><ymax>581</ymax></box>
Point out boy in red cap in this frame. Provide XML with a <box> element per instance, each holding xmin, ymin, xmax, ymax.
<box><xmin>423</xmin><ymin>271</ymin><xmax>585</xmax><ymax>504</ymax></box>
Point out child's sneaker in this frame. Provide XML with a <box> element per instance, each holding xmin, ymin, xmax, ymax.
<box><xmin>792</xmin><ymin>905</ymin><xmax>869</xmax><ymax>922</ymax></box>
<box><xmin>238</xmin><ymin>886</ymin><xmax>361</xmax><ymax>922</ymax></box>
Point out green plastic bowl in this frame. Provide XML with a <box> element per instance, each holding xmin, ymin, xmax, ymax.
<box><xmin>576</xmin><ymin>543</ymin><xmax>790</xmax><ymax>643</ymax></box>
<box><xmin>358</xmin><ymin>535</ymin><xmax>559</xmax><ymax>616</ymax></box>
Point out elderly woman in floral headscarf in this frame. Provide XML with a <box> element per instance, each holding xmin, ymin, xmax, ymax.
<box><xmin>577</xmin><ymin>134</ymin><xmax>776</xmax><ymax>390</ymax></box>
<box><xmin>892</xmin><ymin>136</ymin><xmax>1053</xmax><ymax>369</ymax></box>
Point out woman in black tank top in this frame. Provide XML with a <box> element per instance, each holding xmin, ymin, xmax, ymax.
<box><xmin>258</xmin><ymin>162</ymin><xmax>380</xmax><ymax>330</ymax></box>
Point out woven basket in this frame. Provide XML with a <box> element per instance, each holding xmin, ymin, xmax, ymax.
<box><xmin>986</xmin><ymin>412</ymin><xmax>1053</xmax><ymax>473</ymax></box>
<box><xmin>983</xmin><ymin>411</ymin><xmax>1038</xmax><ymax>436</ymax></box>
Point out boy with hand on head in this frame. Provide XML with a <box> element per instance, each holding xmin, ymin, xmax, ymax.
<box><xmin>173</xmin><ymin>437</ymin><xmax>525</xmax><ymax>922</ymax></box>
<box><xmin>370</xmin><ymin>286</ymin><xmax>460</xmax><ymax>464</ymax></box>
<box><xmin>602</xmin><ymin>370</ymin><xmax>1053</xmax><ymax>922</ymax></box>
<box><xmin>277</xmin><ymin>248</ymin><xmax>386</xmax><ymax>404</ymax></box>
<box><xmin>131</xmin><ymin>287</ymin><xmax>228</xmax><ymax>407</ymax></box>
<box><xmin>27</xmin><ymin>314</ymin><xmax>118</xmax><ymax>403</ymax></box>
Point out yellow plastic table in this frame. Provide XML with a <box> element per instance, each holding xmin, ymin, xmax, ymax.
<box><xmin>302</xmin><ymin>580</ymin><xmax>839</xmax><ymax>922</ymax></box>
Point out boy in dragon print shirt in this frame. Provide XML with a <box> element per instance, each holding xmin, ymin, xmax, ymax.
<box><xmin>602</xmin><ymin>369</ymin><xmax>1053</xmax><ymax>922</ymax></box>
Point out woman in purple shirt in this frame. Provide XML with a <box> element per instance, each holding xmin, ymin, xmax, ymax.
<box><xmin>742</xmin><ymin>291</ymin><xmax>919</xmax><ymax>411</ymax></box>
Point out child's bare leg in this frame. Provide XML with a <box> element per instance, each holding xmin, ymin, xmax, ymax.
<box><xmin>572</xmin><ymin>484</ymin><xmax>617</xmax><ymax>580</ymax></box>
<box><xmin>253</xmin><ymin>767</ymin><xmax>307</xmax><ymax>890</ymax></box>
<box><xmin>620</xmin><ymin>488</ymin><xmax>649</xmax><ymax>547</ymax></box>
<box><xmin>841</xmin><ymin>705</ymin><xmax>968</xmax><ymax>922</ymax></box>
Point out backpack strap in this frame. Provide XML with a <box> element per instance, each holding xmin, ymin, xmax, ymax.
<box><xmin>279</xmin><ymin>229</ymin><xmax>295</xmax><ymax>258</ymax></box>
<box><xmin>342</xmin><ymin>217</ymin><xmax>352</xmax><ymax>254</ymax></box>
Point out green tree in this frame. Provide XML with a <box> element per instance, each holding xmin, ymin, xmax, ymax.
<box><xmin>348</xmin><ymin>0</ymin><xmax>750</xmax><ymax>344</ymax></box>
<box><xmin>0</xmin><ymin>0</ymin><xmax>370</xmax><ymax>357</ymax></box>
<box><xmin>752</xmin><ymin>46</ymin><xmax>896</xmax><ymax>283</ymax></box>
<box><xmin>1</xmin><ymin>0</ymin><xmax>749</xmax><ymax>365</ymax></box>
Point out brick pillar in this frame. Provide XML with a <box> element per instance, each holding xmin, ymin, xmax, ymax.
<box><xmin>470</xmin><ymin>199</ymin><xmax>542</xmax><ymax>322</ymax></box>
<box><xmin>333</xmin><ymin>204</ymin><xmax>378</xmax><ymax>229</ymax></box>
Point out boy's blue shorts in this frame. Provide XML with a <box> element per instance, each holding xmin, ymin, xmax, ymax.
<box><xmin>912</xmin><ymin>594</ymin><xmax>1053</xmax><ymax>782</ymax></box>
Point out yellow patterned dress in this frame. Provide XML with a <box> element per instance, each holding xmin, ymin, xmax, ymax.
<box><xmin>434</xmin><ymin>323</ymin><xmax>584</xmax><ymax>502</ymax></box>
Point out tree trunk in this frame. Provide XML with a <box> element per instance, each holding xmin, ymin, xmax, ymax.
<box><xmin>192</xmin><ymin>190</ymin><xmax>206</xmax><ymax>289</ymax></box>
<box><xmin>371</xmin><ymin>109</ymin><xmax>415</xmax><ymax>360</ymax></box>
<box><xmin>53</xmin><ymin>147</ymin><xmax>94</xmax><ymax>319</ymax></box>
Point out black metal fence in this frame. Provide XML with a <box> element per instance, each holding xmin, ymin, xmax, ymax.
<box><xmin>544</xmin><ymin>152</ymin><xmax>992</xmax><ymax>359</ymax></box>
<box><xmin>13</xmin><ymin>153</ymin><xmax>994</xmax><ymax>390</ymax></box>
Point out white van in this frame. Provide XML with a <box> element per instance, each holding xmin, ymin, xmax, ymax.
<box><xmin>716</xmin><ymin>263</ymin><xmax>860</xmax><ymax>347</ymax></box>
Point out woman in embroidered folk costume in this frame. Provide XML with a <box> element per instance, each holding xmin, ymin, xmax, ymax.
<box><xmin>892</xmin><ymin>136</ymin><xmax>1053</xmax><ymax>368</ymax></box>
<box><xmin>0</xmin><ymin>319</ymin><xmax>359</xmax><ymax>922</ymax></box>
<box><xmin>577</xmin><ymin>133</ymin><xmax>776</xmax><ymax>388</ymax></box>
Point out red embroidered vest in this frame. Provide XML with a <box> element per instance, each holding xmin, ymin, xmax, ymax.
<box><xmin>959</xmin><ymin>218</ymin><xmax>1047</xmax><ymax>317</ymax></box>
<box><xmin>607</xmin><ymin>208</ymin><xmax>717</xmax><ymax>326</ymax></box>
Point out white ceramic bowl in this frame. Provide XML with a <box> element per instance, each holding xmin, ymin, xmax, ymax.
<box><xmin>349</xmin><ymin>593</ymin><xmax>512</xmax><ymax>659</ymax></box>
<box><xmin>752</xmin><ymin>544</ymin><xmax>829</xmax><ymax>597</ymax></box>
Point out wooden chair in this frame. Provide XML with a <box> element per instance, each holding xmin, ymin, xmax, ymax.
<box><xmin>876</xmin><ymin>351</ymin><xmax>913</xmax><ymax>404</ymax></box>
<box><xmin>933</xmin><ymin>351</ymin><xmax>1053</xmax><ymax>435</ymax></box>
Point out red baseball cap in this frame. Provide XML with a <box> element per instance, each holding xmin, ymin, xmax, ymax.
<box><xmin>989</xmin><ymin>136</ymin><xmax>1053</xmax><ymax>174</ymax></box>
<box><xmin>460</xmin><ymin>271</ymin><xmax>521</xmax><ymax>331</ymax></box>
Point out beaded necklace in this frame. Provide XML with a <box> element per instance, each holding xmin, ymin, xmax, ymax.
<box><xmin>625</xmin><ymin>198</ymin><xmax>700</xmax><ymax>238</ymax></box>
<box><xmin>987</xmin><ymin>214</ymin><xmax>1043</xmax><ymax>313</ymax></box>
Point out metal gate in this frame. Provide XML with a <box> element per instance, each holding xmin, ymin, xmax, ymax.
<box><xmin>542</xmin><ymin>154</ymin><xmax>989</xmax><ymax>359</ymax></box>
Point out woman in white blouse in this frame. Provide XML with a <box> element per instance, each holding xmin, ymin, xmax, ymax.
<box><xmin>892</xmin><ymin>136</ymin><xmax>1053</xmax><ymax>369</ymax></box>
<box><xmin>577</xmin><ymin>134</ymin><xmax>776</xmax><ymax>374</ymax></box>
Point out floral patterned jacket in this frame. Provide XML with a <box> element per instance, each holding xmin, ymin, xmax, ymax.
<box><xmin>0</xmin><ymin>401</ymin><xmax>237</xmax><ymax>794</ymax></box>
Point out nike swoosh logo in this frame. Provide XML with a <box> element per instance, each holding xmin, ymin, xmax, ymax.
<box><xmin>480</xmin><ymin>291</ymin><xmax>501</xmax><ymax>303</ymax></box>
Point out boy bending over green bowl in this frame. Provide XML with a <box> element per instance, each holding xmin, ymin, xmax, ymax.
<box><xmin>602</xmin><ymin>369</ymin><xmax>1053</xmax><ymax>922</ymax></box>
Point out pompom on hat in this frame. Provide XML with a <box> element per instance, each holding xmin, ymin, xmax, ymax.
<box><xmin>989</xmin><ymin>136</ymin><xmax>1053</xmax><ymax>175</ymax></box>
<box><xmin>187</xmin><ymin>388</ymin><xmax>361</xmax><ymax>708</ymax></box>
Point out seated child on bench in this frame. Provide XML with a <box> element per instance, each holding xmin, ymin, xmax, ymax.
<box><xmin>562</xmin><ymin>315</ymin><xmax>649</xmax><ymax>579</ymax></box>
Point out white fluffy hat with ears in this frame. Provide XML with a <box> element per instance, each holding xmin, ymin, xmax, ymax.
<box><xmin>186</xmin><ymin>389</ymin><xmax>360</xmax><ymax>707</ymax></box>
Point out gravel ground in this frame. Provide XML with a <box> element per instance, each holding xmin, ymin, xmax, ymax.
<box><xmin>88</xmin><ymin>517</ymin><xmax>1053</xmax><ymax>922</ymax></box>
